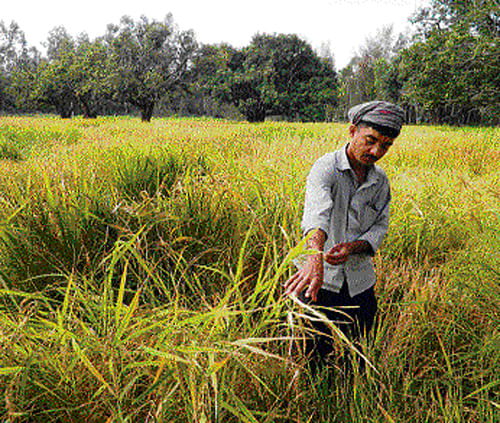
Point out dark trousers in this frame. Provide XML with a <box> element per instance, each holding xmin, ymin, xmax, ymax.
<box><xmin>299</xmin><ymin>283</ymin><xmax>378</xmax><ymax>374</ymax></box>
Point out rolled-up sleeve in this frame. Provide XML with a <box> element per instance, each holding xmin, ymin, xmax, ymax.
<box><xmin>358</xmin><ymin>183</ymin><xmax>391</xmax><ymax>254</ymax></box>
<box><xmin>301</xmin><ymin>154</ymin><xmax>337</xmax><ymax>238</ymax></box>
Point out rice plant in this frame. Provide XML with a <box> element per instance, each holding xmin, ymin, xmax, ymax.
<box><xmin>0</xmin><ymin>116</ymin><xmax>498</xmax><ymax>422</ymax></box>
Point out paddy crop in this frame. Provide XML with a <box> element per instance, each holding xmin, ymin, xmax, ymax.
<box><xmin>0</xmin><ymin>115</ymin><xmax>498</xmax><ymax>422</ymax></box>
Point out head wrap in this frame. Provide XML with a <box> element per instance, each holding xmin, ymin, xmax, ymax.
<box><xmin>348</xmin><ymin>101</ymin><xmax>405</xmax><ymax>136</ymax></box>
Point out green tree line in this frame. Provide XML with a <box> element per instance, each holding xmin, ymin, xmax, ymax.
<box><xmin>0</xmin><ymin>0</ymin><xmax>498</xmax><ymax>124</ymax></box>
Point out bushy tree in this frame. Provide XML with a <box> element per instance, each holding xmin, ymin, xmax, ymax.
<box><xmin>0</xmin><ymin>21</ymin><xmax>33</xmax><ymax>112</ymax></box>
<box><xmin>13</xmin><ymin>28</ymin><xmax>110</xmax><ymax>119</ymax></box>
<box><xmin>7</xmin><ymin>48</ymin><xmax>41</xmax><ymax>114</ymax></box>
<box><xmin>216</xmin><ymin>33</ymin><xmax>338</xmax><ymax>122</ymax></box>
<box><xmin>400</xmin><ymin>0</ymin><xmax>500</xmax><ymax>124</ymax></box>
<box><xmin>72</xmin><ymin>35</ymin><xmax>108</xmax><ymax>118</ymax></box>
<box><xmin>32</xmin><ymin>27</ymin><xmax>77</xmax><ymax>118</ymax></box>
<box><xmin>411</xmin><ymin>0</ymin><xmax>499</xmax><ymax>40</ymax></box>
<box><xmin>338</xmin><ymin>26</ymin><xmax>407</xmax><ymax>118</ymax></box>
<box><xmin>189</xmin><ymin>43</ymin><xmax>240</xmax><ymax>117</ymax></box>
<box><xmin>399</xmin><ymin>29</ymin><xmax>499</xmax><ymax>124</ymax></box>
<box><xmin>105</xmin><ymin>15</ymin><xmax>197</xmax><ymax>122</ymax></box>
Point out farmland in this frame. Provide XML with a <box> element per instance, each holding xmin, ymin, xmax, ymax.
<box><xmin>0</xmin><ymin>116</ymin><xmax>499</xmax><ymax>422</ymax></box>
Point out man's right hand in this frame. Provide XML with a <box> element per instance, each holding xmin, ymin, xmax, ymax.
<box><xmin>283</xmin><ymin>253</ymin><xmax>324</xmax><ymax>302</ymax></box>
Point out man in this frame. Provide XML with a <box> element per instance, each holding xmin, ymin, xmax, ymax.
<box><xmin>284</xmin><ymin>100</ymin><xmax>405</xmax><ymax>373</ymax></box>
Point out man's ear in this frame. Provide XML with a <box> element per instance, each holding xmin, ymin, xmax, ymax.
<box><xmin>349</xmin><ymin>124</ymin><xmax>357</xmax><ymax>137</ymax></box>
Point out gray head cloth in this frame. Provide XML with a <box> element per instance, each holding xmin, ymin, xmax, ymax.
<box><xmin>348</xmin><ymin>101</ymin><xmax>405</xmax><ymax>134</ymax></box>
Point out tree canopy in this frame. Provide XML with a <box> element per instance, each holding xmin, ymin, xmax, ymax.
<box><xmin>202</xmin><ymin>34</ymin><xmax>338</xmax><ymax>122</ymax></box>
<box><xmin>105</xmin><ymin>15</ymin><xmax>197</xmax><ymax>122</ymax></box>
<box><xmin>401</xmin><ymin>0</ymin><xmax>499</xmax><ymax>124</ymax></box>
<box><xmin>0</xmin><ymin>1</ymin><xmax>498</xmax><ymax>125</ymax></box>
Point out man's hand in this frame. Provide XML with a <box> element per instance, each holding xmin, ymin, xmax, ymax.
<box><xmin>324</xmin><ymin>240</ymin><xmax>372</xmax><ymax>265</ymax></box>
<box><xmin>284</xmin><ymin>229</ymin><xmax>327</xmax><ymax>302</ymax></box>
<box><xmin>324</xmin><ymin>242</ymin><xmax>353</xmax><ymax>265</ymax></box>
<box><xmin>283</xmin><ymin>253</ymin><xmax>324</xmax><ymax>302</ymax></box>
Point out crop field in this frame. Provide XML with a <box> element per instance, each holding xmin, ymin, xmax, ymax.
<box><xmin>0</xmin><ymin>115</ymin><xmax>499</xmax><ymax>422</ymax></box>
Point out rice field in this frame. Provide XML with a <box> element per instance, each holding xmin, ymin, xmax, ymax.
<box><xmin>0</xmin><ymin>115</ymin><xmax>499</xmax><ymax>422</ymax></box>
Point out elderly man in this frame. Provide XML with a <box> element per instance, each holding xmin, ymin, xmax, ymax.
<box><xmin>284</xmin><ymin>101</ymin><xmax>405</xmax><ymax>373</ymax></box>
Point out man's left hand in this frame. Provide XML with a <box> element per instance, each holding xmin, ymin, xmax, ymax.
<box><xmin>324</xmin><ymin>240</ymin><xmax>373</xmax><ymax>265</ymax></box>
<box><xmin>324</xmin><ymin>242</ymin><xmax>353</xmax><ymax>265</ymax></box>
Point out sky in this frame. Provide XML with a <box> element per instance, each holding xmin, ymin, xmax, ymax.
<box><xmin>1</xmin><ymin>0</ymin><xmax>431</xmax><ymax>69</ymax></box>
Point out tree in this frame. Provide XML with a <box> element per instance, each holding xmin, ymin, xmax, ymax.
<box><xmin>43</xmin><ymin>27</ymin><xmax>77</xmax><ymax>118</ymax></box>
<box><xmin>411</xmin><ymin>0</ymin><xmax>500</xmax><ymax>40</ymax></box>
<box><xmin>189</xmin><ymin>43</ymin><xmax>239</xmax><ymax>117</ymax></box>
<box><xmin>7</xmin><ymin>26</ymin><xmax>110</xmax><ymax>118</ymax></box>
<box><xmin>0</xmin><ymin>21</ymin><xmax>31</xmax><ymax>112</ymax></box>
<box><xmin>338</xmin><ymin>25</ymin><xmax>407</xmax><ymax>118</ymax></box>
<box><xmin>28</xmin><ymin>27</ymin><xmax>77</xmax><ymax>118</ymax></box>
<box><xmin>400</xmin><ymin>0</ymin><xmax>500</xmax><ymax>124</ymax></box>
<box><xmin>319</xmin><ymin>40</ymin><xmax>335</xmax><ymax>70</ymax></box>
<box><xmin>71</xmin><ymin>35</ymin><xmax>108</xmax><ymax>118</ymax></box>
<box><xmin>105</xmin><ymin>15</ymin><xmax>197</xmax><ymax>122</ymax></box>
<box><xmin>399</xmin><ymin>28</ymin><xmax>499</xmax><ymax>124</ymax></box>
<box><xmin>220</xmin><ymin>33</ymin><xmax>338</xmax><ymax>122</ymax></box>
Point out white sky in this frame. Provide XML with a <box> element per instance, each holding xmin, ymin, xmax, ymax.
<box><xmin>1</xmin><ymin>0</ymin><xmax>430</xmax><ymax>69</ymax></box>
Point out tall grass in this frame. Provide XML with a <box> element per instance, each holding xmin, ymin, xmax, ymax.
<box><xmin>0</xmin><ymin>116</ymin><xmax>498</xmax><ymax>422</ymax></box>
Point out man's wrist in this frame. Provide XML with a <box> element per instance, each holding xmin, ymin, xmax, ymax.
<box><xmin>306</xmin><ymin>228</ymin><xmax>327</xmax><ymax>250</ymax></box>
<box><xmin>308</xmin><ymin>251</ymin><xmax>323</xmax><ymax>264</ymax></box>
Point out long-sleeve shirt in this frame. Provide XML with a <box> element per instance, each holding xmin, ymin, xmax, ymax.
<box><xmin>299</xmin><ymin>144</ymin><xmax>391</xmax><ymax>297</ymax></box>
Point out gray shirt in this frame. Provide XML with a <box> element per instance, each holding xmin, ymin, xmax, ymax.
<box><xmin>299</xmin><ymin>144</ymin><xmax>391</xmax><ymax>297</ymax></box>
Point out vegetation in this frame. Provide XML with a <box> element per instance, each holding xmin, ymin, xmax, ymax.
<box><xmin>339</xmin><ymin>0</ymin><xmax>499</xmax><ymax>125</ymax></box>
<box><xmin>0</xmin><ymin>115</ymin><xmax>498</xmax><ymax>422</ymax></box>
<box><xmin>400</xmin><ymin>0</ymin><xmax>500</xmax><ymax>125</ymax></box>
<box><xmin>1</xmin><ymin>0</ymin><xmax>498</xmax><ymax>124</ymax></box>
<box><xmin>105</xmin><ymin>15</ymin><xmax>197</xmax><ymax>122</ymax></box>
<box><xmin>212</xmin><ymin>33</ymin><xmax>338</xmax><ymax>122</ymax></box>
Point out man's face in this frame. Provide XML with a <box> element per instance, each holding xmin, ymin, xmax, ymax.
<box><xmin>347</xmin><ymin>124</ymin><xmax>394</xmax><ymax>166</ymax></box>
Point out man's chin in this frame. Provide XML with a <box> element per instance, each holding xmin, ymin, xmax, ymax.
<box><xmin>361</xmin><ymin>157</ymin><xmax>377</xmax><ymax>165</ymax></box>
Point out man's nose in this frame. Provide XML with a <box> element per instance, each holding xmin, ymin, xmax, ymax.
<box><xmin>370</xmin><ymin>144</ymin><xmax>383</xmax><ymax>157</ymax></box>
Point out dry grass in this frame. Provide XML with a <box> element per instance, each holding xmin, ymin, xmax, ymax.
<box><xmin>0</xmin><ymin>115</ymin><xmax>498</xmax><ymax>422</ymax></box>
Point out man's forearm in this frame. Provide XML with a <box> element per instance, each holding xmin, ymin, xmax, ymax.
<box><xmin>306</xmin><ymin>228</ymin><xmax>327</xmax><ymax>252</ymax></box>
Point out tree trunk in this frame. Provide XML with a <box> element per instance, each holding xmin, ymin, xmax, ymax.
<box><xmin>55</xmin><ymin>95</ymin><xmax>74</xmax><ymax>119</ymax></box>
<box><xmin>141</xmin><ymin>102</ymin><xmax>155</xmax><ymax>122</ymax></box>
<box><xmin>58</xmin><ymin>105</ymin><xmax>72</xmax><ymax>119</ymax></box>
<box><xmin>244</xmin><ymin>101</ymin><xmax>266</xmax><ymax>122</ymax></box>
<box><xmin>79</xmin><ymin>96</ymin><xmax>97</xmax><ymax>119</ymax></box>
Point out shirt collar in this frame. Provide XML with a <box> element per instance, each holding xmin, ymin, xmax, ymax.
<box><xmin>336</xmin><ymin>144</ymin><xmax>352</xmax><ymax>171</ymax></box>
<box><xmin>336</xmin><ymin>143</ymin><xmax>380</xmax><ymax>187</ymax></box>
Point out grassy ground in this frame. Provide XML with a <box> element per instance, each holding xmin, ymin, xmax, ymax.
<box><xmin>0</xmin><ymin>115</ymin><xmax>498</xmax><ymax>422</ymax></box>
